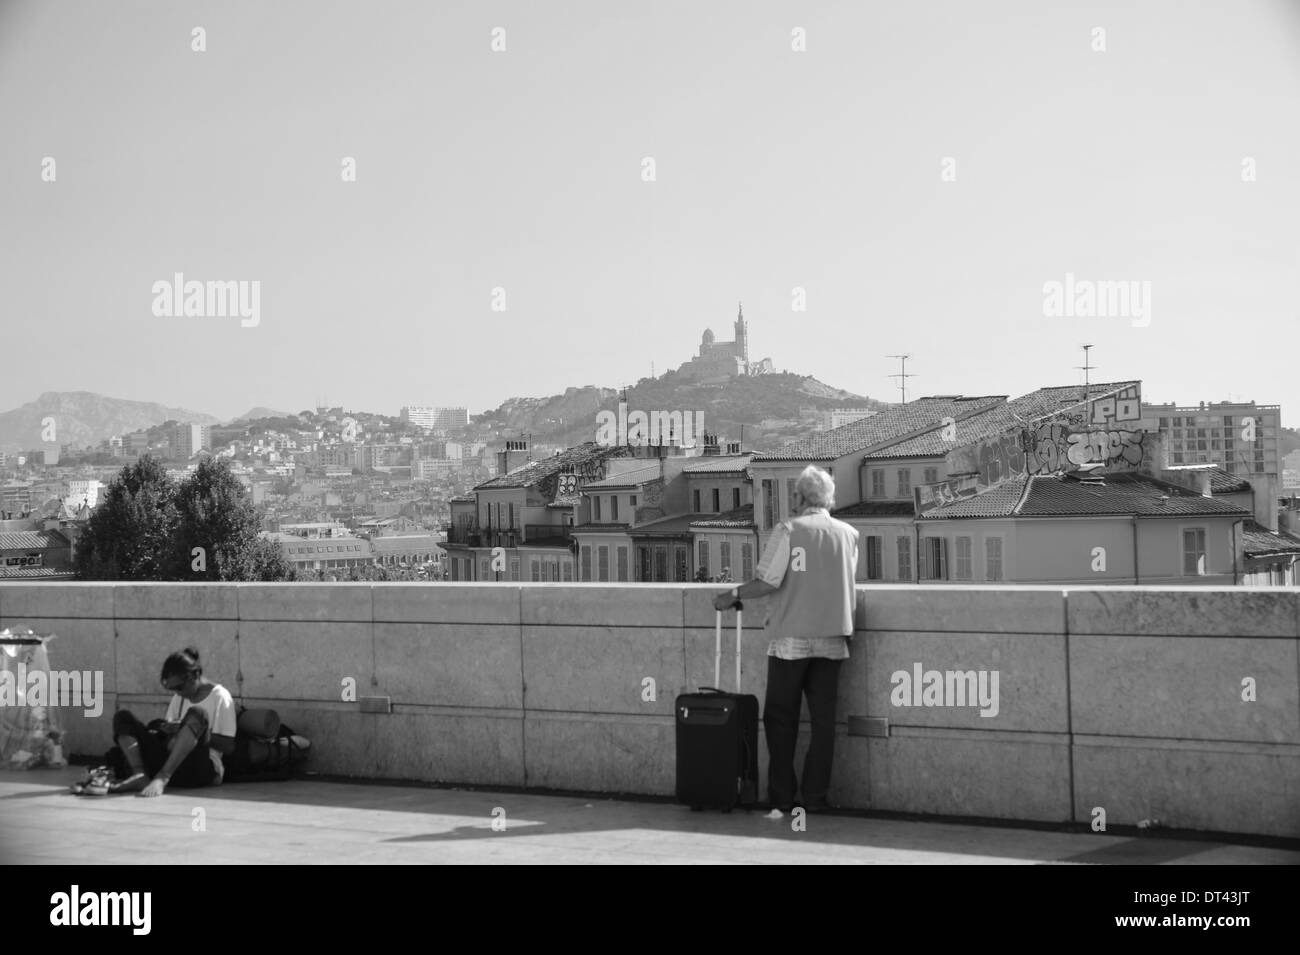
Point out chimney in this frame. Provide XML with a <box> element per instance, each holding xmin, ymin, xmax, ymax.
<box><xmin>702</xmin><ymin>431</ymin><xmax>720</xmax><ymax>456</ymax></box>
<box><xmin>1199</xmin><ymin>471</ymin><xmax>1212</xmax><ymax>498</ymax></box>
<box><xmin>496</xmin><ymin>439</ymin><xmax>529</xmax><ymax>476</ymax></box>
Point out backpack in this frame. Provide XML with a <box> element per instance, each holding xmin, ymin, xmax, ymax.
<box><xmin>222</xmin><ymin>707</ymin><xmax>311</xmax><ymax>782</ymax></box>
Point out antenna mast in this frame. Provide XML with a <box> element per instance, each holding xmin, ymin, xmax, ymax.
<box><xmin>887</xmin><ymin>354</ymin><xmax>914</xmax><ymax>404</ymax></box>
<box><xmin>1075</xmin><ymin>344</ymin><xmax>1096</xmax><ymax>397</ymax></box>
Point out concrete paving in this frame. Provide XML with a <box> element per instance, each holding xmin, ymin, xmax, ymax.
<box><xmin>1</xmin><ymin>767</ymin><xmax>1297</xmax><ymax>865</ymax></box>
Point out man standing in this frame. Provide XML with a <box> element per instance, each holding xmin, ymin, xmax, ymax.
<box><xmin>713</xmin><ymin>466</ymin><xmax>858</xmax><ymax>817</ymax></box>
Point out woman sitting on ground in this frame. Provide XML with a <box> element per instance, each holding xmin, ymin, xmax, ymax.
<box><xmin>110</xmin><ymin>647</ymin><xmax>237</xmax><ymax>797</ymax></box>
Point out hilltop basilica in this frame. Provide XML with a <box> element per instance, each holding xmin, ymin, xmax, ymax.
<box><xmin>674</xmin><ymin>304</ymin><xmax>775</xmax><ymax>384</ymax></box>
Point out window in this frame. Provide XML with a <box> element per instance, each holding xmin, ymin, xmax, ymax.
<box><xmin>479</xmin><ymin>558</ymin><xmax>489</xmax><ymax>579</ymax></box>
<box><xmin>674</xmin><ymin>546</ymin><xmax>689</xmax><ymax>582</ymax></box>
<box><xmin>616</xmin><ymin>546</ymin><xmax>628</xmax><ymax>581</ymax></box>
<box><xmin>985</xmin><ymin>537</ymin><xmax>1003</xmax><ymax>581</ymax></box>
<box><xmin>1159</xmin><ymin>417</ymin><xmax>1168</xmax><ymax>427</ymax></box>
<box><xmin>597</xmin><ymin>546</ymin><xmax>609</xmax><ymax>581</ymax></box>
<box><xmin>508</xmin><ymin>502</ymin><xmax>515</xmax><ymax>530</ymax></box>
<box><xmin>923</xmin><ymin>467</ymin><xmax>938</xmax><ymax>484</ymax></box>
<box><xmin>897</xmin><ymin>469</ymin><xmax>911</xmax><ymax>498</ymax></box>
<box><xmin>637</xmin><ymin>545</ymin><xmax>652</xmax><ymax>582</ymax></box>
<box><xmin>919</xmin><ymin>537</ymin><xmax>947</xmax><ymax>580</ymax></box>
<box><xmin>510</xmin><ymin>557</ymin><xmax>520</xmax><ymax>581</ymax></box>
<box><xmin>531</xmin><ymin>558</ymin><xmax>541</xmax><ymax>582</ymax></box>
<box><xmin>563</xmin><ymin>562</ymin><xmax>573</xmax><ymax>581</ymax></box>
<box><xmin>697</xmin><ymin>540</ymin><xmax>709</xmax><ymax>577</ymax></box>
<box><xmin>1223</xmin><ymin>415</ymin><xmax>1233</xmax><ymax>427</ymax></box>
<box><xmin>630</xmin><ymin>495</ymin><xmax>637</xmax><ymax>507</ymax></box>
<box><xmin>611</xmin><ymin>496</ymin><xmax>619</xmax><ymax>521</ymax></box>
<box><xmin>871</xmin><ymin>470</ymin><xmax>886</xmax><ymax>497</ymax></box>
<box><xmin>732</xmin><ymin>488</ymin><xmax>741</xmax><ymax>510</ymax></box>
<box><xmin>580</xmin><ymin>545</ymin><xmax>592</xmax><ymax>580</ymax></box>
<box><xmin>594</xmin><ymin>497</ymin><xmax>602</xmax><ymax>521</ymax></box>
<box><xmin>896</xmin><ymin>537</ymin><xmax>912</xmax><ymax>581</ymax></box>
<box><xmin>712</xmin><ymin>488</ymin><xmax>720</xmax><ymax>513</ymax></box>
<box><xmin>720</xmin><ymin>541</ymin><xmax>731</xmax><ymax>577</ymax></box>
<box><xmin>955</xmin><ymin>536</ymin><xmax>972</xmax><ymax>580</ymax></box>
<box><xmin>693</xmin><ymin>489</ymin><xmax>701</xmax><ymax>513</ymax></box>
<box><xmin>864</xmin><ymin>535</ymin><xmax>883</xmax><ymax>580</ymax></box>
<box><xmin>1182</xmin><ymin>528</ymin><xmax>1206</xmax><ymax>575</ymax></box>
<box><xmin>761</xmin><ymin>479</ymin><xmax>778</xmax><ymax>529</ymax></box>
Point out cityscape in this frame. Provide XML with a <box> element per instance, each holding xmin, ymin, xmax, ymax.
<box><xmin>2</xmin><ymin>319</ymin><xmax>1298</xmax><ymax>588</ymax></box>
<box><xmin>2</xmin><ymin>0</ymin><xmax>1299</xmax><ymax>885</ymax></box>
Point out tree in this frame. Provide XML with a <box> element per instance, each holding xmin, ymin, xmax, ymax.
<box><xmin>173</xmin><ymin>459</ymin><xmax>294</xmax><ymax>581</ymax></box>
<box><xmin>73</xmin><ymin>456</ymin><xmax>179</xmax><ymax>580</ymax></box>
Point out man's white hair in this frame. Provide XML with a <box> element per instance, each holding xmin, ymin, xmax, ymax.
<box><xmin>795</xmin><ymin>465</ymin><xmax>835</xmax><ymax>509</ymax></box>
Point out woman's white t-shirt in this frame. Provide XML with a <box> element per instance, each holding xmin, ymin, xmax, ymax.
<box><xmin>164</xmin><ymin>683</ymin><xmax>237</xmax><ymax>782</ymax></box>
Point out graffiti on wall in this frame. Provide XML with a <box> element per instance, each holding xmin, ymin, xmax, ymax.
<box><xmin>952</xmin><ymin>421</ymin><xmax>1153</xmax><ymax>490</ymax></box>
<box><xmin>1089</xmin><ymin>384</ymin><xmax>1141</xmax><ymax>427</ymax></box>
<box><xmin>914</xmin><ymin>474</ymin><xmax>980</xmax><ymax>514</ymax></box>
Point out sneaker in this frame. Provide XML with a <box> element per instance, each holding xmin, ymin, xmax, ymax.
<box><xmin>74</xmin><ymin>767</ymin><xmax>113</xmax><ymax>797</ymax></box>
<box><xmin>764</xmin><ymin>808</ymin><xmax>786</xmax><ymax>820</ymax></box>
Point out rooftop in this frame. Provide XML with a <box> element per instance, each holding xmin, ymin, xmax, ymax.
<box><xmin>582</xmin><ymin>463</ymin><xmax>664</xmax><ymax>489</ymax></box>
<box><xmin>755</xmin><ymin>396</ymin><xmax>1005</xmax><ymax>462</ymax></box>
<box><xmin>919</xmin><ymin>472</ymin><xmax>1254</xmax><ymax>520</ymax></box>
<box><xmin>863</xmin><ymin>382</ymin><xmax>1143</xmax><ymax>460</ymax></box>
<box><xmin>1241</xmin><ymin>520</ymin><xmax>1300</xmax><ymax>558</ymax></box>
<box><xmin>1162</xmin><ymin>464</ymin><xmax>1254</xmax><ymax>494</ymax></box>
<box><xmin>0</xmin><ymin>529</ymin><xmax>69</xmax><ymax>550</ymax></box>
<box><xmin>682</xmin><ymin>454</ymin><xmax>753</xmax><ymax>474</ymax></box>
<box><xmin>475</xmin><ymin>443</ymin><xmax>629</xmax><ymax>491</ymax></box>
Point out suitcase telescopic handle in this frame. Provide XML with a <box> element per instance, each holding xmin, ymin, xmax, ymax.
<box><xmin>712</xmin><ymin>606</ymin><xmax>745</xmax><ymax>693</ymax></box>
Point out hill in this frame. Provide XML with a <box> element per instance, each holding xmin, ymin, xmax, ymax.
<box><xmin>0</xmin><ymin>391</ymin><xmax>220</xmax><ymax>453</ymax></box>
<box><xmin>475</xmin><ymin>374</ymin><xmax>884</xmax><ymax>452</ymax></box>
<box><xmin>226</xmin><ymin>407</ymin><xmax>296</xmax><ymax>425</ymax></box>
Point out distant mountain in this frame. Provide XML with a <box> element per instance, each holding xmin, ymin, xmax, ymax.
<box><xmin>475</xmin><ymin>373</ymin><xmax>883</xmax><ymax>452</ymax></box>
<box><xmin>0</xmin><ymin>391</ymin><xmax>220</xmax><ymax>452</ymax></box>
<box><xmin>226</xmin><ymin>407</ymin><xmax>296</xmax><ymax>425</ymax></box>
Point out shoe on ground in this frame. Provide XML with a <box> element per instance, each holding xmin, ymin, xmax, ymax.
<box><xmin>75</xmin><ymin>767</ymin><xmax>114</xmax><ymax>797</ymax></box>
<box><xmin>765</xmin><ymin>808</ymin><xmax>787</xmax><ymax>820</ymax></box>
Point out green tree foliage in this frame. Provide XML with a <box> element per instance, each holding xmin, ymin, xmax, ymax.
<box><xmin>173</xmin><ymin>459</ymin><xmax>294</xmax><ymax>581</ymax></box>
<box><xmin>74</xmin><ymin>456</ymin><xmax>294</xmax><ymax>582</ymax></box>
<box><xmin>73</xmin><ymin>456</ymin><xmax>179</xmax><ymax>580</ymax></box>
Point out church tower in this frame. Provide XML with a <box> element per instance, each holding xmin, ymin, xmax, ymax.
<box><xmin>734</xmin><ymin>302</ymin><xmax>748</xmax><ymax>366</ymax></box>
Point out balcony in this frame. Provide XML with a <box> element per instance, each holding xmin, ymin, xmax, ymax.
<box><xmin>3</xmin><ymin>582</ymin><xmax>1298</xmax><ymax>838</ymax></box>
<box><xmin>524</xmin><ymin>523</ymin><xmax>572</xmax><ymax>544</ymax></box>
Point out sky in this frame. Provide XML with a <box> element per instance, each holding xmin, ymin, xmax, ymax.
<box><xmin>2</xmin><ymin>0</ymin><xmax>1298</xmax><ymax>425</ymax></box>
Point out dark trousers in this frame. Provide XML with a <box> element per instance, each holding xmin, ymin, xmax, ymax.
<box><xmin>763</xmin><ymin>656</ymin><xmax>843</xmax><ymax>811</ymax></box>
<box><xmin>111</xmin><ymin>710</ymin><xmax>216</xmax><ymax>788</ymax></box>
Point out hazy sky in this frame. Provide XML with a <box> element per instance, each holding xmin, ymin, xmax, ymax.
<box><xmin>2</xmin><ymin>0</ymin><xmax>1297</xmax><ymax>425</ymax></box>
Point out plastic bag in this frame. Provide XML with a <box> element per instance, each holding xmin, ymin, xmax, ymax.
<box><xmin>0</xmin><ymin>628</ymin><xmax>66</xmax><ymax>769</ymax></box>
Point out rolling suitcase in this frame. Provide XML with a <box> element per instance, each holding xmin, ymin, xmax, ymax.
<box><xmin>675</xmin><ymin>604</ymin><xmax>759</xmax><ymax>811</ymax></box>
